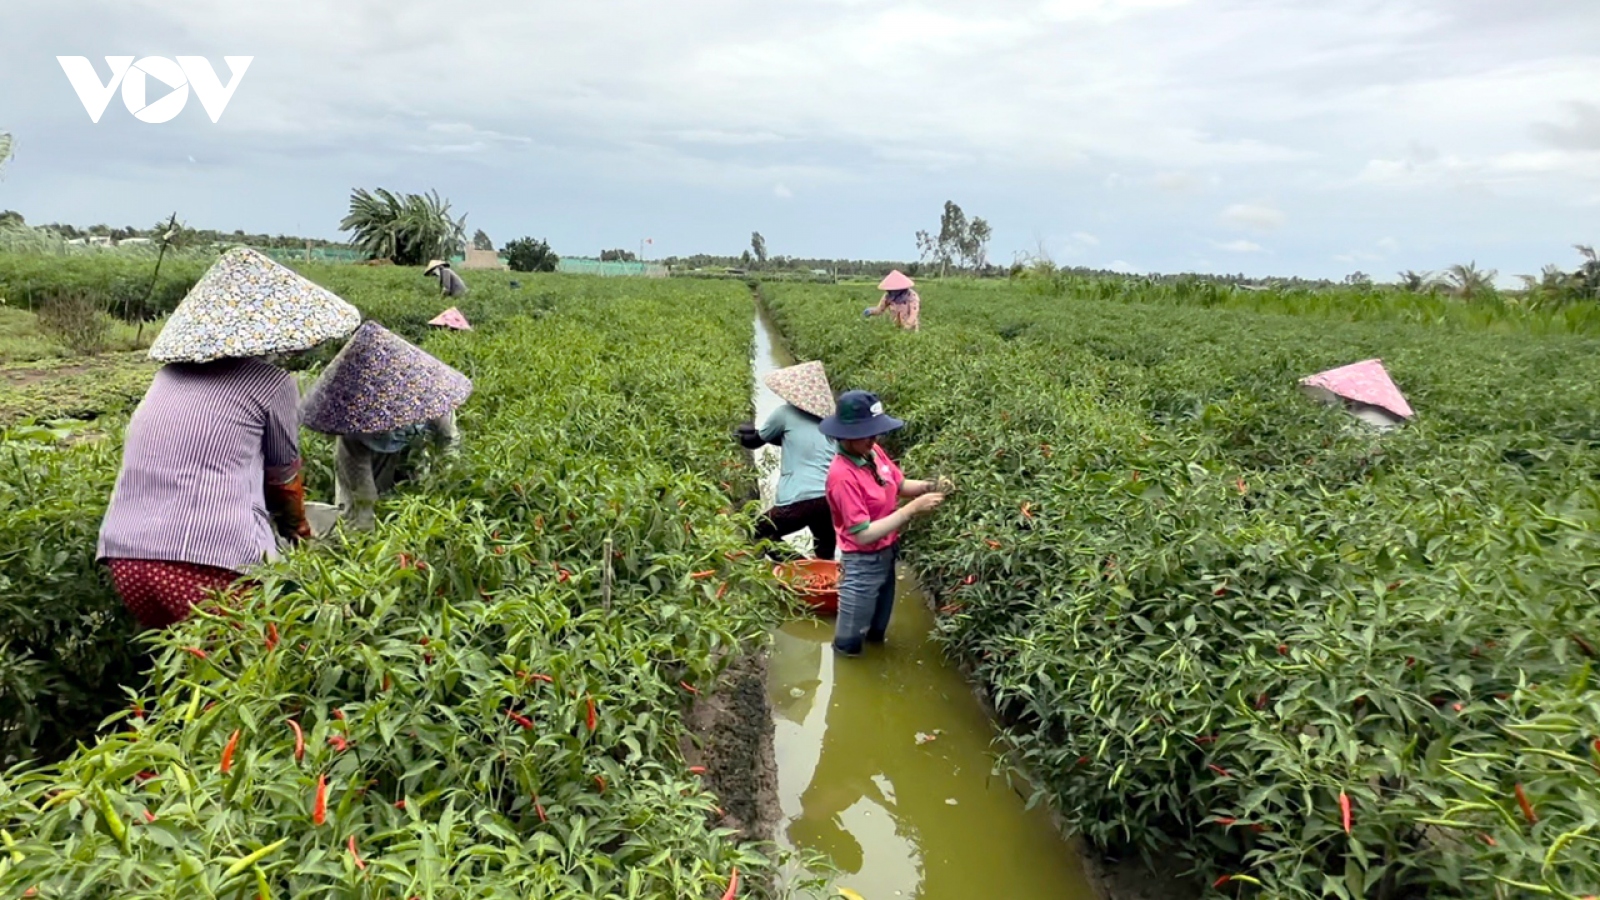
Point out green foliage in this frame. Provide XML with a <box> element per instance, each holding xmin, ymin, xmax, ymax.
<box><xmin>762</xmin><ymin>279</ymin><xmax>1600</xmax><ymax>897</ymax></box>
<box><xmin>471</xmin><ymin>229</ymin><xmax>494</xmax><ymax>252</ymax></box>
<box><xmin>340</xmin><ymin>188</ymin><xmax>467</xmax><ymax>266</ymax></box>
<box><xmin>0</xmin><ymin>252</ymin><xmax>210</xmax><ymax>320</ymax></box>
<box><xmin>503</xmin><ymin>237</ymin><xmax>559</xmax><ymax>273</ymax></box>
<box><xmin>0</xmin><ymin>277</ymin><xmax>785</xmax><ymax>896</ymax></box>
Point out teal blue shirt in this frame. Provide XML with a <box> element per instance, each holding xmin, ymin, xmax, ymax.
<box><xmin>759</xmin><ymin>403</ymin><xmax>836</xmax><ymax>506</ymax></box>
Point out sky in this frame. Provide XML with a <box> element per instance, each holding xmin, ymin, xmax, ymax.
<box><xmin>1</xmin><ymin>0</ymin><xmax>1596</xmax><ymax>282</ymax></box>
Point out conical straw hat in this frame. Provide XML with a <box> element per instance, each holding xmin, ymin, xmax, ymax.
<box><xmin>149</xmin><ymin>248</ymin><xmax>360</xmax><ymax>363</ymax></box>
<box><xmin>878</xmin><ymin>270</ymin><xmax>914</xmax><ymax>291</ymax></box>
<box><xmin>763</xmin><ymin>360</ymin><xmax>834</xmax><ymax>419</ymax></box>
<box><xmin>423</xmin><ymin>260</ymin><xmax>446</xmax><ymax>275</ymax></box>
<box><xmin>1300</xmin><ymin>359</ymin><xmax>1413</xmax><ymax>419</ymax></box>
<box><xmin>428</xmin><ymin>307</ymin><xmax>472</xmax><ymax>330</ymax></box>
<box><xmin>300</xmin><ymin>321</ymin><xmax>473</xmax><ymax>434</ymax></box>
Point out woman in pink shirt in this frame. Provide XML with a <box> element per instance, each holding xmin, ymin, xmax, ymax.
<box><xmin>820</xmin><ymin>390</ymin><xmax>945</xmax><ymax>656</ymax></box>
<box><xmin>862</xmin><ymin>270</ymin><xmax>920</xmax><ymax>331</ymax></box>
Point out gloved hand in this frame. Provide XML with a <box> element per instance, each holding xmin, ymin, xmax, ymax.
<box><xmin>862</xmin><ymin>307</ymin><xmax>874</xmax><ymax>318</ymax></box>
<box><xmin>264</xmin><ymin>472</ymin><xmax>313</xmax><ymax>543</ymax></box>
<box><xmin>734</xmin><ymin>421</ymin><xmax>765</xmax><ymax>450</ymax></box>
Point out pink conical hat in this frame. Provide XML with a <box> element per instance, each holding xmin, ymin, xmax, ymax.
<box><xmin>428</xmin><ymin>307</ymin><xmax>472</xmax><ymax>330</ymax></box>
<box><xmin>878</xmin><ymin>270</ymin><xmax>914</xmax><ymax>291</ymax></box>
<box><xmin>1300</xmin><ymin>359</ymin><xmax>1413</xmax><ymax>418</ymax></box>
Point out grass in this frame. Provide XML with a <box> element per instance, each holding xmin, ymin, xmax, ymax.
<box><xmin>0</xmin><ymin>307</ymin><xmax>159</xmax><ymax>427</ymax></box>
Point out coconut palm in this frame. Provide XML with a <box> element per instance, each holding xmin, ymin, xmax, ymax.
<box><xmin>1436</xmin><ymin>262</ymin><xmax>1497</xmax><ymax>301</ymax></box>
<box><xmin>0</xmin><ymin>131</ymin><xmax>13</xmax><ymax>175</ymax></box>
<box><xmin>1395</xmin><ymin>270</ymin><xmax>1435</xmax><ymax>293</ymax></box>
<box><xmin>339</xmin><ymin>188</ymin><xmax>467</xmax><ymax>266</ymax></box>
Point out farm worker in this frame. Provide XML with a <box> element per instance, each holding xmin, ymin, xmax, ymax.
<box><xmin>97</xmin><ymin>247</ymin><xmax>360</xmax><ymax>630</ymax></box>
<box><xmin>862</xmin><ymin>270</ymin><xmax>920</xmax><ymax>331</ymax></box>
<box><xmin>819</xmin><ymin>390</ymin><xmax>948</xmax><ymax>656</ymax></box>
<box><xmin>734</xmin><ymin>360</ymin><xmax>839</xmax><ymax>560</ymax></box>
<box><xmin>424</xmin><ymin>259</ymin><xmax>468</xmax><ymax>298</ymax></box>
<box><xmin>299</xmin><ymin>321</ymin><xmax>473</xmax><ymax>532</ymax></box>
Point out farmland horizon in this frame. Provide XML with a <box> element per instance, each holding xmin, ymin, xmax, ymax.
<box><xmin>1</xmin><ymin>1</ymin><xmax>1596</xmax><ymax>287</ymax></box>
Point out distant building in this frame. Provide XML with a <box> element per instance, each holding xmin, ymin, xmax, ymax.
<box><xmin>462</xmin><ymin>248</ymin><xmax>507</xmax><ymax>270</ymax></box>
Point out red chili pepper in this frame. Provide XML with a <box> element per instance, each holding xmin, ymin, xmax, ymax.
<box><xmin>1208</xmin><ymin>764</ymin><xmax>1231</xmax><ymax>778</ymax></box>
<box><xmin>134</xmin><ymin>770</ymin><xmax>157</xmax><ymax>782</ymax></box>
<box><xmin>721</xmin><ymin>867</ymin><xmax>740</xmax><ymax>900</ymax></box>
<box><xmin>142</xmin><ymin>809</ymin><xmax>157</xmax><ymax>823</ymax></box>
<box><xmin>1516</xmin><ymin>784</ymin><xmax>1537</xmax><ymax>824</ymax></box>
<box><xmin>1021</xmin><ymin>502</ymin><xmax>1034</xmax><ymax>519</ymax></box>
<box><xmin>1340</xmin><ymin>790</ymin><xmax>1352</xmax><ymax>834</ymax></box>
<box><xmin>1249</xmin><ymin>823</ymin><xmax>1267</xmax><ymax>834</ymax></box>
<box><xmin>328</xmin><ymin>735</ymin><xmax>350</xmax><ymax>753</ymax></box>
<box><xmin>419</xmin><ymin>637</ymin><xmax>430</xmax><ymax>646</ymax></box>
<box><xmin>383</xmin><ymin>674</ymin><xmax>392</xmax><ymax>692</ymax></box>
<box><xmin>1276</xmin><ymin>644</ymin><xmax>1288</xmax><ymax>656</ymax></box>
<box><xmin>1214</xmin><ymin>817</ymin><xmax>1236</xmax><ymax>827</ymax></box>
<box><xmin>586</xmin><ymin>696</ymin><xmax>598</xmax><ymax>732</ymax></box>
<box><xmin>689</xmin><ymin>766</ymin><xmax>707</xmax><ymax>775</ymax></box>
<box><xmin>962</xmin><ymin>574</ymin><xmax>977</xmax><ymax>586</ymax></box>
<box><xmin>397</xmin><ymin>553</ymin><xmax>411</xmax><ymax>569</ymax></box>
<box><xmin>534</xmin><ymin>796</ymin><xmax>548</xmax><ymax>822</ymax></box>
<box><xmin>394</xmin><ymin>799</ymin><xmax>406</xmax><ymax>810</ymax></box>
<box><xmin>1480</xmin><ymin>833</ymin><xmax>1496</xmax><ymax>846</ymax></box>
<box><xmin>1452</xmin><ymin>703</ymin><xmax>1464</xmax><ymax>712</ymax></box>
<box><xmin>183</xmin><ymin>647</ymin><xmax>208</xmax><ymax>661</ymax></box>
<box><xmin>557</xmin><ymin>568</ymin><xmax>571</xmax><ymax>583</ymax></box>
<box><xmin>130</xmin><ymin>702</ymin><xmax>146</xmax><ymax>720</ymax></box>
<box><xmin>332</xmin><ymin>708</ymin><xmax>345</xmax><ymax>721</ymax></box>
<box><xmin>348</xmin><ymin>835</ymin><xmax>365</xmax><ymax>871</ymax></box>
<box><xmin>1235</xmin><ymin>477</ymin><xmax>1247</xmax><ymax>494</ymax></box>
<box><xmin>691</xmin><ymin>570</ymin><xmax>716</xmax><ymax>580</ymax></box>
<box><xmin>313</xmin><ymin>774</ymin><xmax>328</xmax><ymax>825</ymax></box>
<box><xmin>594</xmin><ymin>775</ymin><xmax>607</xmax><ymax>792</ymax></box>
<box><xmin>985</xmin><ymin>539</ymin><xmax>1001</xmax><ymax>550</ymax></box>
<box><xmin>716</xmin><ymin>582</ymin><xmax>729</xmax><ymax>599</ymax></box>
<box><xmin>1195</xmin><ymin>735</ymin><xmax>1218</xmax><ymax>745</ymax></box>
<box><xmin>532</xmin><ymin>673</ymin><xmax>554</xmax><ymax>683</ymax></box>
<box><xmin>287</xmin><ymin>719</ymin><xmax>305</xmax><ymax>761</ymax></box>
<box><xmin>220</xmin><ymin>729</ymin><xmax>240</xmax><ymax>773</ymax></box>
<box><xmin>1076</xmin><ymin>756</ymin><xmax>1090</xmax><ymax>766</ymax></box>
<box><xmin>681</xmin><ymin>681</ymin><xmax>699</xmax><ymax>695</ymax></box>
<box><xmin>1255</xmin><ymin>693</ymin><xmax>1268</xmax><ymax>710</ymax></box>
<box><xmin>505</xmin><ymin>709</ymin><xmax>534</xmax><ymax>730</ymax></box>
<box><xmin>1213</xmin><ymin>875</ymin><xmax>1231</xmax><ymax>888</ymax></box>
<box><xmin>265</xmin><ymin>622</ymin><xmax>279</xmax><ymax>651</ymax></box>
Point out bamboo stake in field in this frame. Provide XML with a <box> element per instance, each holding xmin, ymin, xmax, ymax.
<box><xmin>134</xmin><ymin>211</ymin><xmax>180</xmax><ymax>344</ymax></box>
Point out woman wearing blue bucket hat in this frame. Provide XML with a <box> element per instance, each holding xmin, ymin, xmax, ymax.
<box><xmin>820</xmin><ymin>390</ymin><xmax>949</xmax><ymax>656</ymax></box>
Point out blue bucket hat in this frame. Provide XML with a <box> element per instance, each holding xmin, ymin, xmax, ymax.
<box><xmin>819</xmin><ymin>390</ymin><xmax>904</xmax><ymax>440</ymax></box>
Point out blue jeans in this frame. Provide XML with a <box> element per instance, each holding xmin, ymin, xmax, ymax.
<box><xmin>833</xmin><ymin>544</ymin><xmax>898</xmax><ymax>655</ymax></box>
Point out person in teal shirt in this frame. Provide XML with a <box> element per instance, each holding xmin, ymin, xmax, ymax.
<box><xmin>735</xmin><ymin>361</ymin><xmax>839</xmax><ymax>560</ymax></box>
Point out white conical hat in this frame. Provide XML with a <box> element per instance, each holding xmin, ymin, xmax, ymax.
<box><xmin>149</xmin><ymin>248</ymin><xmax>361</xmax><ymax>363</ymax></box>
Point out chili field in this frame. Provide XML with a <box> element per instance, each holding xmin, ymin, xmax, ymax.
<box><xmin>0</xmin><ymin>274</ymin><xmax>819</xmax><ymax>898</ymax></box>
<box><xmin>763</xmin><ymin>280</ymin><xmax>1600</xmax><ymax>898</ymax></box>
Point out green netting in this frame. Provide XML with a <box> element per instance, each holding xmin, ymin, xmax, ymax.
<box><xmin>557</xmin><ymin>258</ymin><xmax>668</xmax><ymax>277</ymax></box>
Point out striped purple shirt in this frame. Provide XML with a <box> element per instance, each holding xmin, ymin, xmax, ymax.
<box><xmin>98</xmin><ymin>358</ymin><xmax>302</xmax><ymax>572</ymax></box>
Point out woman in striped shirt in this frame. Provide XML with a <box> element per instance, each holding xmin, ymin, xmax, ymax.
<box><xmin>97</xmin><ymin>248</ymin><xmax>360</xmax><ymax>629</ymax></box>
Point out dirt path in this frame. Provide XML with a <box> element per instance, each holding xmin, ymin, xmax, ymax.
<box><xmin>680</xmin><ymin>650</ymin><xmax>783</xmax><ymax>844</ymax></box>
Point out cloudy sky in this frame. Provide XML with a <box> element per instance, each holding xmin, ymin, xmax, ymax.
<box><xmin>1</xmin><ymin>0</ymin><xmax>1596</xmax><ymax>280</ymax></box>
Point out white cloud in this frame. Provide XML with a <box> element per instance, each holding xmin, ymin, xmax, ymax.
<box><xmin>1212</xmin><ymin>239</ymin><xmax>1264</xmax><ymax>252</ymax></box>
<box><xmin>1220</xmin><ymin>203</ymin><xmax>1287</xmax><ymax>230</ymax></box>
<box><xmin>773</xmin><ymin>183</ymin><xmax>793</xmax><ymax>198</ymax></box>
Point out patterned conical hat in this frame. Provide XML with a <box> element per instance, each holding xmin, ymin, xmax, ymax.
<box><xmin>428</xmin><ymin>307</ymin><xmax>472</xmax><ymax>330</ymax></box>
<box><xmin>1300</xmin><ymin>359</ymin><xmax>1413</xmax><ymax>419</ymax></box>
<box><xmin>149</xmin><ymin>248</ymin><xmax>360</xmax><ymax>363</ymax></box>
<box><xmin>300</xmin><ymin>321</ymin><xmax>473</xmax><ymax>434</ymax></box>
<box><xmin>763</xmin><ymin>361</ymin><xmax>834</xmax><ymax>419</ymax></box>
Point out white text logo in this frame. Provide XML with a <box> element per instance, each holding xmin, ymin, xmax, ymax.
<box><xmin>57</xmin><ymin>56</ymin><xmax>253</xmax><ymax>124</ymax></box>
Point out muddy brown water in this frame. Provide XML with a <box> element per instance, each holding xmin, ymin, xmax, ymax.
<box><xmin>752</xmin><ymin>303</ymin><xmax>1102</xmax><ymax>900</ymax></box>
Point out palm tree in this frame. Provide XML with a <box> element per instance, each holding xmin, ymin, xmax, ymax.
<box><xmin>0</xmin><ymin>131</ymin><xmax>13</xmax><ymax>175</ymax></box>
<box><xmin>339</xmin><ymin>188</ymin><xmax>467</xmax><ymax>266</ymax></box>
<box><xmin>1436</xmin><ymin>262</ymin><xmax>1497</xmax><ymax>301</ymax></box>
<box><xmin>1395</xmin><ymin>270</ymin><xmax>1434</xmax><ymax>293</ymax></box>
